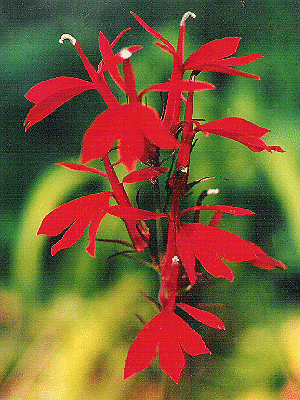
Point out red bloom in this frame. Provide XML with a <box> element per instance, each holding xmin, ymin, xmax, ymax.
<box><xmin>24</xmin><ymin>29</ymin><xmax>142</xmax><ymax>130</ymax></box>
<box><xmin>131</xmin><ymin>13</ymin><xmax>262</xmax><ymax>80</ymax></box>
<box><xmin>195</xmin><ymin>117</ymin><xmax>284</xmax><ymax>153</ymax></box>
<box><xmin>24</xmin><ymin>77</ymin><xmax>95</xmax><ymax>130</ymax></box>
<box><xmin>37</xmin><ymin>191</ymin><xmax>165</xmax><ymax>257</ymax></box>
<box><xmin>184</xmin><ymin>37</ymin><xmax>263</xmax><ymax>80</ymax></box>
<box><xmin>124</xmin><ymin>306</ymin><xmax>224</xmax><ymax>383</ymax></box>
<box><xmin>175</xmin><ymin>205</ymin><xmax>285</xmax><ymax>285</ymax></box>
<box><xmin>80</xmin><ymin>103</ymin><xmax>179</xmax><ymax>172</ymax></box>
<box><xmin>37</xmin><ymin>192</ymin><xmax>112</xmax><ymax>257</ymax></box>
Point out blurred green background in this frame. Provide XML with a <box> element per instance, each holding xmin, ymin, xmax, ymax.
<box><xmin>0</xmin><ymin>0</ymin><xmax>299</xmax><ymax>398</ymax></box>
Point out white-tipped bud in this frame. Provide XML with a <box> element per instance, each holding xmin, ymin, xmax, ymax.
<box><xmin>180</xmin><ymin>11</ymin><xmax>196</xmax><ymax>26</ymax></box>
<box><xmin>120</xmin><ymin>48</ymin><xmax>132</xmax><ymax>60</ymax></box>
<box><xmin>207</xmin><ymin>189</ymin><xmax>220</xmax><ymax>195</ymax></box>
<box><xmin>172</xmin><ymin>256</ymin><xmax>180</xmax><ymax>263</ymax></box>
<box><xmin>59</xmin><ymin>34</ymin><xmax>77</xmax><ymax>46</ymax></box>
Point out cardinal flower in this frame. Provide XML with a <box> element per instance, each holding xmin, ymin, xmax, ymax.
<box><xmin>80</xmin><ymin>102</ymin><xmax>179</xmax><ymax>172</ymax></box>
<box><xmin>131</xmin><ymin>12</ymin><xmax>264</xmax><ymax>128</ymax></box>
<box><xmin>24</xmin><ymin>77</ymin><xmax>96</xmax><ymax>131</ymax></box>
<box><xmin>173</xmin><ymin>205</ymin><xmax>286</xmax><ymax>285</ymax></box>
<box><xmin>24</xmin><ymin>29</ymin><xmax>142</xmax><ymax>129</ymax></box>
<box><xmin>37</xmin><ymin>186</ymin><xmax>166</xmax><ymax>257</ymax></box>
<box><xmin>124</xmin><ymin>304</ymin><xmax>225</xmax><ymax>383</ymax></box>
<box><xmin>37</xmin><ymin>191</ymin><xmax>113</xmax><ymax>257</ymax></box>
<box><xmin>183</xmin><ymin>37</ymin><xmax>263</xmax><ymax>79</ymax></box>
<box><xmin>195</xmin><ymin>117</ymin><xmax>284</xmax><ymax>153</ymax></box>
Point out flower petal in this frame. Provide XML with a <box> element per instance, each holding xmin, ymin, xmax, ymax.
<box><xmin>107</xmin><ymin>205</ymin><xmax>167</xmax><ymax>221</ymax></box>
<box><xmin>198</xmin><ymin>117</ymin><xmax>285</xmax><ymax>152</ymax></box>
<box><xmin>179</xmin><ymin>204</ymin><xmax>255</xmax><ymax>220</ymax></box>
<box><xmin>220</xmin><ymin>53</ymin><xmax>263</xmax><ymax>67</ymax></box>
<box><xmin>124</xmin><ymin>316</ymin><xmax>159</xmax><ymax>380</ymax></box>
<box><xmin>177</xmin><ymin>303</ymin><xmax>225</xmax><ymax>330</ymax></box>
<box><xmin>249</xmin><ymin>243</ymin><xmax>286</xmax><ymax>270</ymax></box>
<box><xmin>193</xmin><ymin>249</ymin><xmax>234</xmax><ymax>281</ymax></box>
<box><xmin>180</xmin><ymin>223</ymin><xmax>257</xmax><ymax>263</ymax></box>
<box><xmin>81</xmin><ymin>104</ymin><xmax>179</xmax><ymax>169</ymax></box>
<box><xmin>123</xmin><ymin>167</ymin><xmax>169</xmax><ymax>183</ymax></box>
<box><xmin>187</xmin><ymin>64</ymin><xmax>262</xmax><ymax>80</ymax></box>
<box><xmin>139</xmin><ymin>80</ymin><xmax>215</xmax><ymax>99</ymax></box>
<box><xmin>176</xmin><ymin>229</ymin><xmax>198</xmax><ymax>285</ymax></box>
<box><xmin>98</xmin><ymin>31</ymin><xmax>127</xmax><ymax>90</ymax></box>
<box><xmin>118</xmin><ymin>128</ymin><xmax>146</xmax><ymax>171</ymax></box>
<box><xmin>184</xmin><ymin>38</ymin><xmax>263</xmax><ymax>80</ymax></box>
<box><xmin>80</xmin><ymin>109</ymin><xmax>119</xmax><ymax>164</ymax></box>
<box><xmin>130</xmin><ymin>11</ymin><xmax>175</xmax><ymax>53</ymax></box>
<box><xmin>25</xmin><ymin>76</ymin><xmax>95</xmax><ymax>103</ymax></box>
<box><xmin>57</xmin><ymin>162</ymin><xmax>107</xmax><ymax>177</ymax></box>
<box><xmin>185</xmin><ymin>38</ymin><xmax>242</xmax><ymax>67</ymax></box>
<box><xmin>24</xmin><ymin>77</ymin><xmax>95</xmax><ymax>130</ymax></box>
<box><xmin>37</xmin><ymin>192</ymin><xmax>112</xmax><ymax>256</ymax></box>
<box><xmin>174</xmin><ymin>314</ymin><xmax>211</xmax><ymax>356</ymax></box>
<box><xmin>159</xmin><ymin>339</ymin><xmax>185</xmax><ymax>384</ymax></box>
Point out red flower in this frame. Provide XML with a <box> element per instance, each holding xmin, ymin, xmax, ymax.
<box><xmin>124</xmin><ymin>305</ymin><xmax>224</xmax><ymax>383</ymax></box>
<box><xmin>24</xmin><ymin>77</ymin><xmax>95</xmax><ymax>130</ymax></box>
<box><xmin>24</xmin><ymin>29</ymin><xmax>142</xmax><ymax>130</ymax></box>
<box><xmin>175</xmin><ymin>205</ymin><xmax>286</xmax><ymax>285</ymax></box>
<box><xmin>80</xmin><ymin>103</ymin><xmax>179</xmax><ymax>172</ymax></box>
<box><xmin>184</xmin><ymin>37</ymin><xmax>263</xmax><ymax>80</ymax></box>
<box><xmin>37</xmin><ymin>190</ymin><xmax>166</xmax><ymax>257</ymax></box>
<box><xmin>195</xmin><ymin>117</ymin><xmax>284</xmax><ymax>153</ymax></box>
<box><xmin>131</xmin><ymin>13</ymin><xmax>262</xmax><ymax>80</ymax></box>
<box><xmin>38</xmin><ymin>191</ymin><xmax>113</xmax><ymax>257</ymax></box>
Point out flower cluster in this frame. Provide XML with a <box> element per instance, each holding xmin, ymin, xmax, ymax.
<box><xmin>25</xmin><ymin>11</ymin><xmax>285</xmax><ymax>383</ymax></box>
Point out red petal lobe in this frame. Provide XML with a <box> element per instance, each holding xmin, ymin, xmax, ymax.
<box><xmin>177</xmin><ymin>303</ymin><xmax>225</xmax><ymax>329</ymax></box>
<box><xmin>123</xmin><ymin>167</ymin><xmax>168</xmax><ymax>183</ymax></box>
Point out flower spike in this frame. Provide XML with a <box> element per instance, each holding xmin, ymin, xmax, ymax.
<box><xmin>25</xmin><ymin>11</ymin><xmax>286</xmax><ymax>385</ymax></box>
